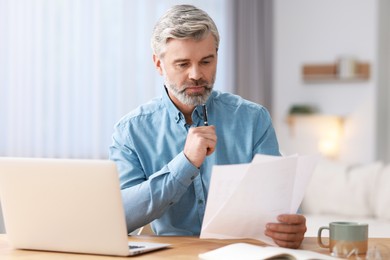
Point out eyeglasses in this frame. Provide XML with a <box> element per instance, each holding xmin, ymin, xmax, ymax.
<box><xmin>331</xmin><ymin>243</ymin><xmax>390</xmax><ymax>260</ymax></box>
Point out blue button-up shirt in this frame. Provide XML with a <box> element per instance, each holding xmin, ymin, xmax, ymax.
<box><xmin>109</xmin><ymin>88</ymin><xmax>280</xmax><ymax>235</ymax></box>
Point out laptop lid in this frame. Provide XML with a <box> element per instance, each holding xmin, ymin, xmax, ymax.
<box><xmin>0</xmin><ymin>157</ymin><xmax>169</xmax><ymax>256</ymax></box>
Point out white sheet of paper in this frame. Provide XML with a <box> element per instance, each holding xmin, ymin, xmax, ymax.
<box><xmin>202</xmin><ymin>163</ymin><xmax>250</xmax><ymax>227</ymax></box>
<box><xmin>290</xmin><ymin>154</ymin><xmax>320</xmax><ymax>212</ymax></box>
<box><xmin>200</xmin><ymin>154</ymin><xmax>318</xmax><ymax>245</ymax></box>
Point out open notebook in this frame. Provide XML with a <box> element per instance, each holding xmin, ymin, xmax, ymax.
<box><xmin>0</xmin><ymin>157</ymin><xmax>170</xmax><ymax>256</ymax></box>
<box><xmin>199</xmin><ymin>243</ymin><xmax>334</xmax><ymax>260</ymax></box>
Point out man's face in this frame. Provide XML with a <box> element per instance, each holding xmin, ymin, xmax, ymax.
<box><xmin>154</xmin><ymin>34</ymin><xmax>217</xmax><ymax>108</ymax></box>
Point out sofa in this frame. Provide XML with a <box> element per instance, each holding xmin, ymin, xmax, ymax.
<box><xmin>301</xmin><ymin>158</ymin><xmax>390</xmax><ymax>238</ymax></box>
<box><xmin>0</xmin><ymin>203</ymin><xmax>4</xmax><ymax>233</ymax></box>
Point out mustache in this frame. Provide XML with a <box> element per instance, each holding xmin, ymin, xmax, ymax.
<box><xmin>181</xmin><ymin>80</ymin><xmax>212</xmax><ymax>91</ymax></box>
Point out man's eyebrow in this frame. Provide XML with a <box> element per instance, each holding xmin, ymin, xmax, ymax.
<box><xmin>202</xmin><ymin>54</ymin><xmax>215</xmax><ymax>60</ymax></box>
<box><xmin>201</xmin><ymin>54</ymin><xmax>215</xmax><ymax>60</ymax></box>
<box><xmin>173</xmin><ymin>58</ymin><xmax>190</xmax><ymax>63</ymax></box>
<box><xmin>172</xmin><ymin>54</ymin><xmax>215</xmax><ymax>64</ymax></box>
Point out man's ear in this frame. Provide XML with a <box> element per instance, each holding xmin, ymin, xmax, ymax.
<box><xmin>153</xmin><ymin>54</ymin><xmax>164</xmax><ymax>76</ymax></box>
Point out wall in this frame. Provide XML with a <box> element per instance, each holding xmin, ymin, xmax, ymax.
<box><xmin>273</xmin><ymin>0</ymin><xmax>378</xmax><ymax>164</ymax></box>
<box><xmin>377</xmin><ymin>0</ymin><xmax>390</xmax><ymax>163</ymax></box>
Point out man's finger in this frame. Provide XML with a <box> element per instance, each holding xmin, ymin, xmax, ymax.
<box><xmin>266</xmin><ymin>223</ymin><xmax>307</xmax><ymax>234</ymax></box>
<box><xmin>278</xmin><ymin>214</ymin><xmax>306</xmax><ymax>224</ymax></box>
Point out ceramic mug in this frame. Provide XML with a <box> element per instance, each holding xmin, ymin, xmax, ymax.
<box><xmin>318</xmin><ymin>222</ymin><xmax>368</xmax><ymax>257</ymax></box>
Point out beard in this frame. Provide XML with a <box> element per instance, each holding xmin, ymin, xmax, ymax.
<box><xmin>165</xmin><ymin>77</ymin><xmax>215</xmax><ymax>106</ymax></box>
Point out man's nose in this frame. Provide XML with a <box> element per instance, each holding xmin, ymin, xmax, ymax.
<box><xmin>189</xmin><ymin>65</ymin><xmax>203</xmax><ymax>80</ymax></box>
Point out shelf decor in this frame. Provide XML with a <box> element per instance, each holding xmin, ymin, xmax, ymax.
<box><xmin>302</xmin><ymin>58</ymin><xmax>370</xmax><ymax>82</ymax></box>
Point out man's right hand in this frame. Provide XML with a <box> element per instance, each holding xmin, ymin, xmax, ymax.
<box><xmin>183</xmin><ymin>126</ymin><xmax>217</xmax><ymax>168</ymax></box>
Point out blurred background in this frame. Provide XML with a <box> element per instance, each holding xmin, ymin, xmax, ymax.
<box><xmin>0</xmin><ymin>0</ymin><xmax>389</xmax><ymax>232</ymax></box>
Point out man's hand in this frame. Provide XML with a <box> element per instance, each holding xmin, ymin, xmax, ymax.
<box><xmin>183</xmin><ymin>126</ymin><xmax>217</xmax><ymax>168</ymax></box>
<box><xmin>265</xmin><ymin>214</ymin><xmax>307</xmax><ymax>249</ymax></box>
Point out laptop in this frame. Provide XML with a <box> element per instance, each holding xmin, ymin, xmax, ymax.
<box><xmin>0</xmin><ymin>157</ymin><xmax>170</xmax><ymax>256</ymax></box>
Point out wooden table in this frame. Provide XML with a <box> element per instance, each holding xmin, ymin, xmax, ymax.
<box><xmin>1</xmin><ymin>234</ymin><xmax>389</xmax><ymax>259</ymax></box>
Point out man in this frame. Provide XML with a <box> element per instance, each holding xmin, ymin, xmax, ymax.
<box><xmin>109</xmin><ymin>4</ymin><xmax>306</xmax><ymax>249</ymax></box>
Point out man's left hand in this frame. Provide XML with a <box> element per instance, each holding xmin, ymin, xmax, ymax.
<box><xmin>265</xmin><ymin>214</ymin><xmax>307</xmax><ymax>249</ymax></box>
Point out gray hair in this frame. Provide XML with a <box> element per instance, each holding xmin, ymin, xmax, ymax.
<box><xmin>151</xmin><ymin>5</ymin><xmax>220</xmax><ymax>57</ymax></box>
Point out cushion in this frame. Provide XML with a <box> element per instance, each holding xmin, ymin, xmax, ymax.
<box><xmin>301</xmin><ymin>159</ymin><xmax>349</xmax><ymax>215</ymax></box>
<box><xmin>301</xmin><ymin>159</ymin><xmax>383</xmax><ymax>218</ymax></box>
<box><xmin>374</xmin><ymin>164</ymin><xmax>390</xmax><ymax>220</ymax></box>
<box><xmin>340</xmin><ymin>162</ymin><xmax>383</xmax><ymax>217</ymax></box>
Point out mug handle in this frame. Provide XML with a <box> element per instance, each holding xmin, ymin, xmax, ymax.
<box><xmin>317</xmin><ymin>226</ymin><xmax>330</xmax><ymax>248</ymax></box>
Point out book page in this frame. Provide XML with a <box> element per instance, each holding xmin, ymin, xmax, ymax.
<box><xmin>198</xmin><ymin>243</ymin><xmax>335</xmax><ymax>260</ymax></box>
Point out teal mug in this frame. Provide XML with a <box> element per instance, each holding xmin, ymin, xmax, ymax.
<box><xmin>318</xmin><ymin>222</ymin><xmax>368</xmax><ymax>256</ymax></box>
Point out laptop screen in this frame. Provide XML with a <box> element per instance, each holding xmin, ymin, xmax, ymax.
<box><xmin>0</xmin><ymin>157</ymin><xmax>133</xmax><ymax>256</ymax></box>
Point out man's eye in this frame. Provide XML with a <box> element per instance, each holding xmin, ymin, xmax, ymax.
<box><xmin>202</xmin><ymin>61</ymin><xmax>210</xmax><ymax>65</ymax></box>
<box><xmin>177</xmin><ymin>63</ymin><xmax>189</xmax><ymax>68</ymax></box>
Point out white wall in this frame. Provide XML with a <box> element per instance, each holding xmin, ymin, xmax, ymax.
<box><xmin>273</xmin><ymin>0</ymin><xmax>378</xmax><ymax>164</ymax></box>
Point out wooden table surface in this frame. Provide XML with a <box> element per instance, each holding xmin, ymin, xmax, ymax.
<box><xmin>1</xmin><ymin>234</ymin><xmax>389</xmax><ymax>259</ymax></box>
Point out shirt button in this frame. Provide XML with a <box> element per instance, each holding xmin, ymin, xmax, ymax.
<box><xmin>198</xmin><ymin>199</ymin><xmax>203</xmax><ymax>204</ymax></box>
<box><xmin>169</xmin><ymin>202</ymin><xmax>174</xmax><ymax>206</ymax></box>
<box><xmin>190</xmin><ymin>176</ymin><xmax>195</xmax><ymax>180</ymax></box>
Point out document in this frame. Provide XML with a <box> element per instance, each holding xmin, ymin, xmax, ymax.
<box><xmin>198</xmin><ymin>243</ymin><xmax>334</xmax><ymax>260</ymax></box>
<box><xmin>200</xmin><ymin>154</ymin><xmax>318</xmax><ymax>245</ymax></box>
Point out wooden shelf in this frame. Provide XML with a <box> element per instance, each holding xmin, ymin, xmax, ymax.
<box><xmin>286</xmin><ymin>114</ymin><xmax>345</xmax><ymax>125</ymax></box>
<box><xmin>302</xmin><ymin>62</ymin><xmax>370</xmax><ymax>82</ymax></box>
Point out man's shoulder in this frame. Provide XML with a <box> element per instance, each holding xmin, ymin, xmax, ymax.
<box><xmin>116</xmin><ymin>96</ymin><xmax>164</xmax><ymax>127</ymax></box>
<box><xmin>212</xmin><ymin>90</ymin><xmax>267</xmax><ymax>113</ymax></box>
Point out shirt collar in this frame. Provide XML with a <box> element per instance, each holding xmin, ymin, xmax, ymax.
<box><xmin>162</xmin><ymin>87</ymin><xmax>183</xmax><ymax>124</ymax></box>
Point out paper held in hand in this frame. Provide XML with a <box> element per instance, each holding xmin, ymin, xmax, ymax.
<box><xmin>200</xmin><ymin>154</ymin><xmax>319</xmax><ymax>246</ymax></box>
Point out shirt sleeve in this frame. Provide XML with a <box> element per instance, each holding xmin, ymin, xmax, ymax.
<box><xmin>253</xmin><ymin>107</ymin><xmax>281</xmax><ymax>156</ymax></box>
<box><xmin>109</xmin><ymin>122</ymin><xmax>199</xmax><ymax>233</ymax></box>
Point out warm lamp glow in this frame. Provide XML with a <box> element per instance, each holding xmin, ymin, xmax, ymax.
<box><xmin>286</xmin><ymin>114</ymin><xmax>344</xmax><ymax>159</ymax></box>
<box><xmin>317</xmin><ymin>116</ymin><xmax>344</xmax><ymax>159</ymax></box>
<box><xmin>318</xmin><ymin>138</ymin><xmax>340</xmax><ymax>158</ymax></box>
